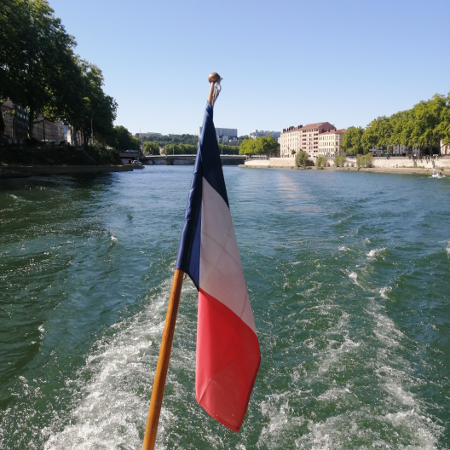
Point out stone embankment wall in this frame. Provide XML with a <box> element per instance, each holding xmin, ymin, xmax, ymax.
<box><xmin>244</xmin><ymin>156</ymin><xmax>450</xmax><ymax>169</ymax></box>
<box><xmin>364</xmin><ymin>156</ymin><xmax>450</xmax><ymax>170</ymax></box>
<box><xmin>244</xmin><ymin>158</ymin><xmax>296</xmax><ymax>168</ymax></box>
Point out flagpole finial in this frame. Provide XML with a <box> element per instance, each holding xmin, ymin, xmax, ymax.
<box><xmin>208</xmin><ymin>72</ymin><xmax>221</xmax><ymax>84</ymax></box>
<box><xmin>208</xmin><ymin>72</ymin><xmax>222</xmax><ymax>107</ymax></box>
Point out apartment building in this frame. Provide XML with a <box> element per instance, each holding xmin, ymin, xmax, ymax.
<box><xmin>279</xmin><ymin>125</ymin><xmax>301</xmax><ymax>156</ymax></box>
<box><xmin>1</xmin><ymin>99</ymin><xmax>29</xmax><ymax>142</ymax></box>
<box><xmin>280</xmin><ymin>122</ymin><xmax>336</xmax><ymax>157</ymax></box>
<box><xmin>318</xmin><ymin>129</ymin><xmax>346</xmax><ymax>157</ymax></box>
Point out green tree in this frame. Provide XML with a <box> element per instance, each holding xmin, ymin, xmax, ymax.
<box><xmin>0</xmin><ymin>0</ymin><xmax>28</xmax><ymax>102</ymax></box>
<box><xmin>361</xmin><ymin>116</ymin><xmax>392</xmax><ymax>152</ymax></box>
<box><xmin>3</xmin><ymin>0</ymin><xmax>81</xmax><ymax>137</ymax></box>
<box><xmin>295</xmin><ymin>150</ymin><xmax>308</xmax><ymax>167</ymax></box>
<box><xmin>341</xmin><ymin>126</ymin><xmax>364</xmax><ymax>155</ymax></box>
<box><xmin>77</xmin><ymin>62</ymin><xmax>117</xmax><ymax>145</ymax></box>
<box><xmin>436</xmin><ymin>95</ymin><xmax>450</xmax><ymax>146</ymax></box>
<box><xmin>144</xmin><ymin>141</ymin><xmax>160</xmax><ymax>155</ymax></box>
<box><xmin>239</xmin><ymin>138</ymin><xmax>257</xmax><ymax>155</ymax></box>
<box><xmin>255</xmin><ymin>135</ymin><xmax>280</xmax><ymax>157</ymax></box>
<box><xmin>1</xmin><ymin>0</ymin><xmax>117</xmax><ymax>143</ymax></box>
<box><xmin>409</xmin><ymin>94</ymin><xmax>447</xmax><ymax>154</ymax></box>
<box><xmin>161</xmin><ymin>143</ymin><xmax>197</xmax><ymax>155</ymax></box>
<box><xmin>219</xmin><ymin>144</ymin><xmax>239</xmax><ymax>155</ymax></box>
<box><xmin>114</xmin><ymin>125</ymin><xmax>140</xmax><ymax>150</ymax></box>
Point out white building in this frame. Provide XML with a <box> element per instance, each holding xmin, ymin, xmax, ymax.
<box><xmin>136</xmin><ymin>132</ymin><xmax>161</xmax><ymax>139</ymax></box>
<box><xmin>318</xmin><ymin>129</ymin><xmax>346</xmax><ymax>157</ymax></box>
<box><xmin>368</xmin><ymin>145</ymin><xmax>421</xmax><ymax>157</ymax></box>
<box><xmin>198</xmin><ymin>126</ymin><xmax>237</xmax><ymax>144</ymax></box>
<box><xmin>248</xmin><ymin>130</ymin><xmax>281</xmax><ymax>140</ymax></box>
<box><xmin>279</xmin><ymin>126</ymin><xmax>301</xmax><ymax>157</ymax></box>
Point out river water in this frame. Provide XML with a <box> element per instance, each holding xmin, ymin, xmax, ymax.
<box><xmin>0</xmin><ymin>166</ymin><xmax>449</xmax><ymax>449</ymax></box>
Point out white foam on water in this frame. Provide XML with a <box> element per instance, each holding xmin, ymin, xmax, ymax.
<box><xmin>317</xmin><ymin>334</ymin><xmax>360</xmax><ymax>375</ymax></box>
<box><xmin>43</xmin><ymin>280</ymin><xmax>177</xmax><ymax>450</ymax></box>
<box><xmin>293</xmin><ymin>408</ymin><xmax>441</xmax><ymax>450</ymax></box>
<box><xmin>446</xmin><ymin>242</ymin><xmax>450</xmax><ymax>257</ymax></box>
<box><xmin>372</xmin><ymin>313</ymin><xmax>405</xmax><ymax>348</ymax></box>
<box><xmin>367</xmin><ymin>247</ymin><xmax>386</xmax><ymax>260</ymax></box>
<box><xmin>368</xmin><ymin>300</ymin><xmax>443</xmax><ymax>447</ymax></box>
<box><xmin>348</xmin><ymin>271</ymin><xmax>358</xmax><ymax>285</ymax></box>
<box><xmin>258</xmin><ymin>393</ymin><xmax>305</xmax><ymax>447</ymax></box>
<box><xmin>317</xmin><ymin>386</ymin><xmax>351</xmax><ymax>402</ymax></box>
<box><xmin>381</xmin><ymin>409</ymin><xmax>442</xmax><ymax>449</ymax></box>
<box><xmin>378</xmin><ymin>286</ymin><xmax>392</xmax><ymax>299</ymax></box>
<box><xmin>338</xmin><ymin>245</ymin><xmax>349</xmax><ymax>252</ymax></box>
<box><xmin>110</xmin><ymin>235</ymin><xmax>118</xmax><ymax>243</ymax></box>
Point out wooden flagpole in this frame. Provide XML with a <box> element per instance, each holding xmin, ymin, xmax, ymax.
<box><xmin>141</xmin><ymin>73</ymin><xmax>221</xmax><ymax>450</ymax></box>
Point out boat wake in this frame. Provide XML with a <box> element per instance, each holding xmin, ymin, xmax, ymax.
<box><xmin>43</xmin><ymin>282</ymin><xmax>173</xmax><ymax>450</ymax></box>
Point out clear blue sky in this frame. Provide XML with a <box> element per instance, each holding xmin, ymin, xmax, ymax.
<box><xmin>49</xmin><ymin>0</ymin><xmax>450</xmax><ymax>136</ymax></box>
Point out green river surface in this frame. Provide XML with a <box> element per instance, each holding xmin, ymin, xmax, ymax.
<box><xmin>0</xmin><ymin>166</ymin><xmax>449</xmax><ymax>449</ymax></box>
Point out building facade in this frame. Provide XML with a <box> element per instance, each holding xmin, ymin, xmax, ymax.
<box><xmin>318</xmin><ymin>129</ymin><xmax>346</xmax><ymax>157</ymax></box>
<box><xmin>368</xmin><ymin>145</ymin><xmax>421</xmax><ymax>157</ymax></box>
<box><xmin>198</xmin><ymin>126</ymin><xmax>237</xmax><ymax>144</ymax></box>
<box><xmin>279</xmin><ymin>125</ymin><xmax>301</xmax><ymax>157</ymax></box>
<box><xmin>32</xmin><ymin>114</ymin><xmax>64</xmax><ymax>142</ymax></box>
<box><xmin>1</xmin><ymin>99</ymin><xmax>29</xmax><ymax>142</ymax></box>
<box><xmin>136</xmin><ymin>132</ymin><xmax>161</xmax><ymax>139</ymax></box>
<box><xmin>280</xmin><ymin>122</ymin><xmax>336</xmax><ymax>158</ymax></box>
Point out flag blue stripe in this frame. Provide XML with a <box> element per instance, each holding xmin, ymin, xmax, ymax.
<box><xmin>176</xmin><ymin>102</ymin><xmax>228</xmax><ymax>285</ymax></box>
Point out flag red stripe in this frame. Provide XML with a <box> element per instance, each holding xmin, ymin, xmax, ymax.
<box><xmin>196</xmin><ymin>288</ymin><xmax>261</xmax><ymax>432</ymax></box>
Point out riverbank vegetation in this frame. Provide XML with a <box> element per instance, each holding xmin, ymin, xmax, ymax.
<box><xmin>140</xmin><ymin>134</ymin><xmax>199</xmax><ymax>147</ymax></box>
<box><xmin>159</xmin><ymin>143</ymin><xmax>239</xmax><ymax>155</ymax></box>
<box><xmin>341</xmin><ymin>94</ymin><xmax>450</xmax><ymax>156</ymax></box>
<box><xmin>113</xmin><ymin>126</ymin><xmax>140</xmax><ymax>151</ymax></box>
<box><xmin>316</xmin><ymin>155</ymin><xmax>327</xmax><ymax>169</ymax></box>
<box><xmin>0</xmin><ymin>144</ymin><xmax>121</xmax><ymax>166</ymax></box>
<box><xmin>295</xmin><ymin>150</ymin><xmax>308</xmax><ymax>168</ymax></box>
<box><xmin>141</xmin><ymin>133</ymin><xmax>243</xmax><ymax>155</ymax></box>
<box><xmin>239</xmin><ymin>135</ymin><xmax>280</xmax><ymax>157</ymax></box>
<box><xmin>356</xmin><ymin>154</ymin><xmax>373</xmax><ymax>169</ymax></box>
<box><xmin>0</xmin><ymin>0</ymin><xmax>118</xmax><ymax>145</ymax></box>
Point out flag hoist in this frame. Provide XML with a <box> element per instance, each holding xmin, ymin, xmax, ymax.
<box><xmin>141</xmin><ymin>73</ymin><xmax>261</xmax><ymax>450</ymax></box>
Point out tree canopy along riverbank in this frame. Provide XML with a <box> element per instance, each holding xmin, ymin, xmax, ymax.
<box><xmin>341</xmin><ymin>93</ymin><xmax>450</xmax><ymax>156</ymax></box>
<box><xmin>239</xmin><ymin>135</ymin><xmax>280</xmax><ymax>157</ymax></box>
<box><xmin>0</xmin><ymin>0</ymin><xmax>117</xmax><ymax>146</ymax></box>
<box><xmin>140</xmin><ymin>133</ymin><xmax>242</xmax><ymax>156</ymax></box>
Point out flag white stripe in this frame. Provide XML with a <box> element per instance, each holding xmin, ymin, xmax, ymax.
<box><xmin>199</xmin><ymin>178</ymin><xmax>257</xmax><ymax>334</ymax></box>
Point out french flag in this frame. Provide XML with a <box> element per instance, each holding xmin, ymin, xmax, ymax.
<box><xmin>176</xmin><ymin>102</ymin><xmax>260</xmax><ymax>432</ymax></box>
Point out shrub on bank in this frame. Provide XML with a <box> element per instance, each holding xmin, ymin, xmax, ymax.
<box><xmin>295</xmin><ymin>150</ymin><xmax>308</xmax><ymax>168</ymax></box>
<box><xmin>334</xmin><ymin>153</ymin><xmax>346</xmax><ymax>167</ymax></box>
<box><xmin>356</xmin><ymin>153</ymin><xmax>373</xmax><ymax>169</ymax></box>
<box><xmin>316</xmin><ymin>155</ymin><xmax>327</xmax><ymax>169</ymax></box>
